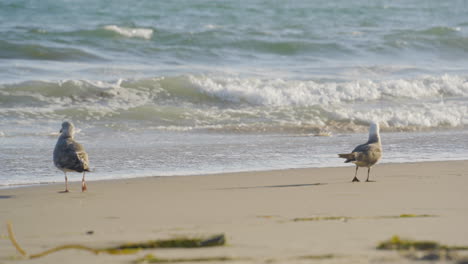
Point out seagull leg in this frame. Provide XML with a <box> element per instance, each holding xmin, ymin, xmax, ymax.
<box><xmin>352</xmin><ymin>166</ymin><xmax>360</xmax><ymax>182</ymax></box>
<box><xmin>366</xmin><ymin>167</ymin><xmax>372</xmax><ymax>182</ymax></box>
<box><xmin>81</xmin><ymin>172</ymin><xmax>87</xmax><ymax>192</ymax></box>
<box><xmin>64</xmin><ymin>172</ymin><xmax>69</xmax><ymax>192</ymax></box>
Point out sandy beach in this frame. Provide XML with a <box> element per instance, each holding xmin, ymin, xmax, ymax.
<box><xmin>2</xmin><ymin>2</ymin><xmax>468</xmax><ymax>263</ymax></box>
<box><xmin>1</xmin><ymin>160</ymin><xmax>467</xmax><ymax>263</ymax></box>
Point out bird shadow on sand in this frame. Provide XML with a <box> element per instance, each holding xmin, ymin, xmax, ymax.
<box><xmin>216</xmin><ymin>183</ymin><xmax>326</xmax><ymax>190</ymax></box>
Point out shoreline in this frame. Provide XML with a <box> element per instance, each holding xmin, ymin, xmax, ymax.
<box><xmin>1</xmin><ymin>160</ymin><xmax>468</xmax><ymax>263</ymax></box>
<box><xmin>1</xmin><ymin>158</ymin><xmax>468</xmax><ymax>191</ymax></box>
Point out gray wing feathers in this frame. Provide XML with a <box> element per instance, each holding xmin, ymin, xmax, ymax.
<box><xmin>54</xmin><ymin>137</ymin><xmax>90</xmax><ymax>172</ymax></box>
<box><xmin>339</xmin><ymin>142</ymin><xmax>381</xmax><ymax>166</ymax></box>
<box><xmin>338</xmin><ymin>152</ymin><xmax>356</xmax><ymax>163</ymax></box>
<box><xmin>352</xmin><ymin>143</ymin><xmax>371</xmax><ymax>153</ymax></box>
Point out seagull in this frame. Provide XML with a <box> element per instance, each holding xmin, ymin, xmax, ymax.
<box><xmin>338</xmin><ymin>122</ymin><xmax>382</xmax><ymax>182</ymax></box>
<box><xmin>53</xmin><ymin>121</ymin><xmax>90</xmax><ymax>192</ymax></box>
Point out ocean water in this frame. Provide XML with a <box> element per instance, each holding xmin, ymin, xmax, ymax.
<box><xmin>1</xmin><ymin>0</ymin><xmax>467</xmax><ymax>187</ymax></box>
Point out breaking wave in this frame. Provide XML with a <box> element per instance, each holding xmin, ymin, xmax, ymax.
<box><xmin>0</xmin><ymin>74</ymin><xmax>467</xmax><ymax>134</ymax></box>
<box><xmin>102</xmin><ymin>25</ymin><xmax>154</xmax><ymax>40</ymax></box>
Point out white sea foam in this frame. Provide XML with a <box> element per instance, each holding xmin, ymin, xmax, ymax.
<box><xmin>1</xmin><ymin>74</ymin><xmax>467</xmax><ymax>132</ymax></box>
<box><xmin>103</xmin><ymin>25</ymin><xmax>153</xmax><ymax>39</ymax></box>
<box><xmin>187</xmin><ymin>74</ymin><xmax>468</xmax><ymax>129</ymax></box>
<box><xmin>188</xmin><ymin>74</ymin><xmax>468</xmax><ymax>106</ymax></box>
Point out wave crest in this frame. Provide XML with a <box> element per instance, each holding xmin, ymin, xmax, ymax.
<box><xmin>103</xmin><ymin>25</ymin><xmax>153</xmax><ymax>39</ymax></box>
<box><xmin>0</xmin><ymin>74</ymin><xmax>467</xmax><ymax>133</ymax></box>
<box><xmin>0</xmin><ymin>40</ymin><xmax>102</xmax><ymax>61</ymax></box>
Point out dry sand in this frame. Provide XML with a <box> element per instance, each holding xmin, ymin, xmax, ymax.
<box><xmin>1</xmin><ymin>160</ymin><xmax>468</xmax><ymax>263</ymax></box>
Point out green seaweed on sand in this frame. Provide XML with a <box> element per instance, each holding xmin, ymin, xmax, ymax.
<box><xmin>6</xmin><ymin>222</ymin><xmax>225</xmax><ymax>259</ymax></box>
<box><xmin>397</xmin><ymin>214</ymin><xmax>434</xmax><ymax>218</ymax></box>
<box><xmin>377</xmin><ymin>235</ymin><xmax>468</xmax><ymax>262</ymax></box>
<box><xmin>135</xmin><ymin>254</ymin><xmax>236</xmax><ymax>263</ymax></box>
<box><xmin>377</xmin><ymin>235</ymin><xmax>440</xmax><ymax>250</ymax></box>
<box><xmin>297</xmin><ymin>254</ymin><xmax>336</xmax><ymax>260</ymax></box>
<box><xmin>293</xmin><ymin>214</ymin><xmax>436</xmax><ymax>222</ymax></box>
<box><xmin>294</xmin><ymin>216</ymin><xmax>350</xmax><ymax>221</ymax></box>
<box><xmin>377</xmin><ymin>235</ymin><xmax>468</xmax><ymax>251</ymax></box>
<box><xmin>113</xmin><ymin>234</ymin><xmax>225</xmax><ymax>250</ymax></box>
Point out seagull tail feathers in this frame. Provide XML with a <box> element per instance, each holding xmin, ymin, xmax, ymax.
<box><xmin>338</xmin><ymin>153</ymin><xmax>355</xmax><ymax>163</ymax></box>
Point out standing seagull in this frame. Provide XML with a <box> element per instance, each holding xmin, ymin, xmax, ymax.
<box><xmin>53</xmin><ymin>121</ymin><xmax>90</xmax><ymax>192</ymax></box>
<box><xmin>338</xmin><ymin>122</ymin><xmax>382</xmax><ymax>182</ymax></box>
